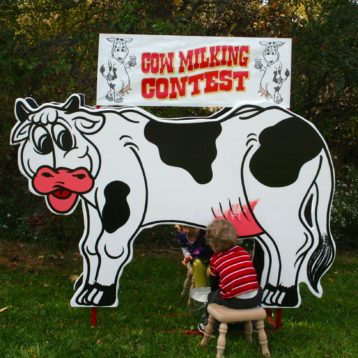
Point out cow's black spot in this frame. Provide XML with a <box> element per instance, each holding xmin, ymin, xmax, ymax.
<box><xmin>102</xmin><ymin>181</ymin><xmax>130</xmax><ymax>233</ymax></box>
<box><xmin>144</xmin><ymin>121</ymin><xmax>222</xmax><ymax>184</ymax></box>
<box><xmin>111</xmin><ymin>68</ymin><xmax>117</xmax><ymax>81</ymax></box>
<box><xmin>250</xmin><ymin>117</ymin><xmax>324</xmax><ymax>187</ymax></box>
<box><xmin>273</xmin><ymin>70</ymin><xmax>278</xmax><ymax>83</ymax></box>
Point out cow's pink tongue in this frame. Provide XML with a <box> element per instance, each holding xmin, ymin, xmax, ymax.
<box><xmin>52</xmin><ymin>189</ymin><xmax>72</xmax><ymax>199</ymax></box>
<box><xmin>48</xmin><ymin>192</ymin><xmax>78</xmax><ymax>213</ymax></box>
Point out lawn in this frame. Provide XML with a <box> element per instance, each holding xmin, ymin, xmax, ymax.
<box><xmin>0</xmin><ymin>240</ymin><xmax>357</xmax><ymax>357</ymax></box>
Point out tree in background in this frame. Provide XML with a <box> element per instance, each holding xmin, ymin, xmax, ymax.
<box><xmin>0</xmin><ymin>0</ymin><xmax>356</xmax><ymax>245</ymax></box>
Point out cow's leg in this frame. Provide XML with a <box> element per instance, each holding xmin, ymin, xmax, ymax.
<box><xmin>243</xmin><ymin>149</ymin><xmax>325</xmax><ymax>307</ymax></box>
<box><xmin>114</xmin><ymin>83</ymin><xmax>125</xmax><ymax>103</ymax></box>
<box><xmin>106</xmin><ymin>84</ymin><xmax>115</xmax><ymax>101</ymax></box>
<box><xmin>253</xmin><ymin>234</ymin><xmax>282</xmax><ymax>304</ymax></box>
<box><xmin>273</xmin><ymin>87</ymin><xmax>283</xmax><ymax>104</ymax></box>
<box><xmin>71</xmin><ymin>202</ymin><xmax>102</xmax><ymax>307</ymax></box>
<box><xmin>84</xmin><ymin>230</ymin><xmax>139</xmax><ymax>306</ymax></box>
<box><xmin>260</xmin><ymin>221</ymin><xmax>309</xmax><ymax>307</ymax></box>
<box><xmin>83</xmin><ymin>174</ymin><xmax>146</xmax><ymax>306</ymax></box>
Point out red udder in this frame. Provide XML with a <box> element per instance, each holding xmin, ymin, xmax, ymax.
<box><xmin>33</xmin><ymin>166</ymin><xmax>94</xmax><ymax>213</ymax></box>
<box><xmin>214</xmin><ymin>200</ymin><xmax>263</xmax><ymax>237</ymax></box>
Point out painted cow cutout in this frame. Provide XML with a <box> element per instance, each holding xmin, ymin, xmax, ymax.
<box><xmin>100</xmin><ymin>37</ymin><xmax>136</xmax><ymax>103</ymax></box>
<box><xmin>10</xmin><ymin>94</ymin><xmax>335</xmax><ymax>308</ymax></box>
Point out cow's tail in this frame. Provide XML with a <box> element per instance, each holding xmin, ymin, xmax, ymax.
<box><xmin>305</xmin><ymin>151</ymin><xmax>336</xmax><ymax>296</ymax></box>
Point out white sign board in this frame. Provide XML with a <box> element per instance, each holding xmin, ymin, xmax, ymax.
<box><xmin>97</xmin><ymin>34</ymin><xmax>292</xmax><ymax>107</ymax></box>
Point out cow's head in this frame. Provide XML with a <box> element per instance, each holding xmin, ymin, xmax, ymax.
<box><xmin>260</xmin><ymin>41</ymin><xmax>284</xmax><ymax>66</ymax></box>
<box><xmin>107</xmin><ymin>37</ymin><xmax>132</xmax><ymax>64</ymax></box>
<box><xmin>11</xmin><ymin>94</ymin><xmax>104</xmax><ymax>214</ymax></box>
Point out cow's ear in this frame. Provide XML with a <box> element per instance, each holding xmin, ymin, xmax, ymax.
<box><xmin>64</xmin><ymin>94</ymin><xmax>83</xmax><ymax>114</ymax></box>
<box><xmin>260</xmin><ymin>41</ymin><xmax>268</xmax><ymax>46</ymax></box>
<box><xmin>276</xmin><ymin>42</ymin><xmax>285</xmax><ymax>47</ymax></box>
<box><xmin>124</xmin><ymin>38</ymin><xmax>132</xmax><ymax>43</ymax></box>
<box><xmin>11</xmin><ymin>120</ymin><xmax>31</xmax><ymax>144</ymax></box>
<box><xmin>78</xmin><ymin>93</ymin><xmax>86</xmax><ymax>106</ymax></box>
<box><xmin>74</xmin><ymin>114</ymin><xmax>105</xmax><ymax>135</ymax></box>
<box><xmin>106</xmin><ymin>37</ymin><xmax>116</xmax><ymax>43</ymax></box>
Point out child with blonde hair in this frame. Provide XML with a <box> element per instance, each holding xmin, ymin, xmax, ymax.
<box><xmin>176</xmin><ymin>225</ymin><xmax>212</xmax><ymax>288</ymax></box>
<box><xmin>198</xmin><ymin>219</ymin><xmax>262</xmax><ymax>332</ymax></box>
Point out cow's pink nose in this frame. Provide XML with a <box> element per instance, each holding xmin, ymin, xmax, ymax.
<box><xmin>33</xmin><ymin>166</ymin><xmax>94</xmax><ymax>195</ymax></box>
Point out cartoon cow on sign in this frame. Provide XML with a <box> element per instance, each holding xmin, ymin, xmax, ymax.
<box><xmin>256</xmin><ymin>41</ymin><xmax>290</xmax><ymax>104</ymax></box>
<box><xmin>100</xmin><ymin>37</ymin><xmax>136</xmax><ymax>103</ymax></box>
<box><xmin>10</xmin><ymin>94</ymin><xmax>335</xmax><ymax>308</ymax></box>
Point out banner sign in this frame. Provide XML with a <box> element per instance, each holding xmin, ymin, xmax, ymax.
<box><xmin>97</xmin><ymin>34</ymin><xmax>292</xmax><ymax>107</ymax></box>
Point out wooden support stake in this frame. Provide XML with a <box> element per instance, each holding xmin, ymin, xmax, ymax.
<box><xmin>91</xmin><ymin>307</ymin><xmax>98</xmax><ymax>327</ymax></box>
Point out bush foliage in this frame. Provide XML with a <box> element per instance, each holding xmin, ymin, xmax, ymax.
<box><xmin>0</xmin><ymin>0</ymin><xmax>357</xmax><ymax>245</ymax></box>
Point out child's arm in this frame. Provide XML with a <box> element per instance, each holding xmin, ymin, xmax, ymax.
<box><xmin>181</xmin><ymin>247</ymin><xmax>192</xmax><ymax>265</ymax></box>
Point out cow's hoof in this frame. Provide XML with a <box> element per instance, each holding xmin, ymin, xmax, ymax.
<box><xmin>84</xmin><ymin>283</ymin><xmax>117</xmax><ymax>307</ymax></box>
<box><xmin>279</xmin><ymin>286</ymin><xmax>299</xmax><ymax>307</ymax></box>
<box><xmin>114</xmin><ymin>97</ymin><xmax>123</xmax><ymax>103</ymax></box>
<box><xmin>105</xmin><ymin>94</ymin><xmax>114</xmax><ymax>101</ymax></box>
<box><xmin>262</xmin><ymin>284</ymin><xmax>298</xmax><ymax>307</ymax></box>
<box><xmin>74</xmin><ymin>283</ymin><xmax>94</xmax><ymax>305</ymax></box>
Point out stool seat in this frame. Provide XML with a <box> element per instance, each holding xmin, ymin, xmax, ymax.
<box><xmin>201</xmin><ymin>304</ymin><xmax>270</xmax><ymax>357</ymax></box>
<box><xmin>207</xmin><ymin>304</ymin><xmax>266</xmax><ymax>323</ymax></box>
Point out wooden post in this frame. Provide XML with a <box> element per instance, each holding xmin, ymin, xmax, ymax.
<box><xmin>91</xmin><ymin>307</ymin><xmax>98</xmax><ymax>327</ymax></box>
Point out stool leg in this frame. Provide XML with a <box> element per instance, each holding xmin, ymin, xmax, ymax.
<box><xmin>216</xmin><ymin>322</ymin><xmax>228</xmax><ymax>358</ymax></box>
<box><xmin>245</xmin><ymin>320</ymin><xmax>253</xmax><ymax>343</ymax></box>
<box><xmin>181</xmin><ymin>268</ymin><xmax>193</xmax><ymax>296</ymax></box>
<box><xmin>187</xmin><ymin>276</ymin><xmax>195</xmax><ymax>308</ymax></box>
<box><xmin>200</xmin><ymin>314</ymin><xmax>215</xmax><ymax>346</ymax></box>
<box><xmin>256</xmin><ymin>319</ymin><xmax>270</xmax><ymax>357</ymax></box>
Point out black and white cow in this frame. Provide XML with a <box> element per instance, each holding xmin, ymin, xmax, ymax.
<box><xmin>10</xmin><ymin>94</ymin><xmax>335</xmax><ymax>308</ymax></box>
<box><xmin>100</xmin><ymin>37</ymin><xmax>136</xmax><ymax>103</ymax></box>
<box><xmin>256</xmin><ymin>41</ymin><xmax>290</xmax><ymax>104</ymax></box>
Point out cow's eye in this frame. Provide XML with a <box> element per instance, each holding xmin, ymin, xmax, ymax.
<box><xmin>32</xmin><ymin>126</ymin><xmax>53</xmax><ymax>155</ymax></box>
<box><xmin>53</xmin><ymin>124</ymin><xmax>74</xmax><ymax>151</ymax></box>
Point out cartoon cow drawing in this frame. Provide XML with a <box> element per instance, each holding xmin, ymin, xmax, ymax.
<box><xmin>256</xmin><ymin>41</ymin><xmax>290</xmax><ymax>104</ymax></box>
<box><xmin>100</xmin><ymin>37</ymin><xmax>136</xmax><ymax>103</ymax></box>
<box><xmin>10</xmin><ymin>94</ymin><xmax>335</xmax><ymax>308</ymax></box>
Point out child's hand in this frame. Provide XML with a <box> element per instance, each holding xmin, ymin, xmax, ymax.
<box><xmin>181</xmin><ymin>255</ymin><xmax>192</xmax><ymax>265</ymax></box>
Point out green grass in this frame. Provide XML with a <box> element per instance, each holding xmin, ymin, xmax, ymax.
<box><xmin>0</xmin><ymin>248</ymin><xmax>357</xmax><ymax>357</ymax></box>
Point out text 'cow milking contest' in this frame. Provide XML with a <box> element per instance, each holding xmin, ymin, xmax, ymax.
<box><xmin>141</xmin><ymin>45</ymin><xmax>250</xmax><ymax>99</ymax></box>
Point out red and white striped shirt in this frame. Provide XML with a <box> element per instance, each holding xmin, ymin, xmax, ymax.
<box><xmin>210</xmin><ymin>245</ymin><xmax>259</xmax><ymax>299</ymax></box>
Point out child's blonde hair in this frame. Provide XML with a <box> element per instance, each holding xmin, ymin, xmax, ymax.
<box><xmin>206</xmin><ymin>219</ymin><xmax>237</xmax><ymax>252</ymax></box>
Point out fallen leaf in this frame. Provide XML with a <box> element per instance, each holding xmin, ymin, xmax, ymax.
<box><xmin>69</xmin><ymin>274</ymin><xmax>79</xmax><ymax>283</ymax></box>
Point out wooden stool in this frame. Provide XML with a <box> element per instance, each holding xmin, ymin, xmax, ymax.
<box><xmin>181</xmin><ymin>262</ymin><xmax>194</xmax><ymax>307</ymax></box>
<box><xmin>200</xmin><ymin>304</ymin><xmax>270</xmax><ymax>358</ymax></box>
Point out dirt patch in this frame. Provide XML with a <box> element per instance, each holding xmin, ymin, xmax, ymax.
<box><xmin>0</xmin><ymin>240</ymin><xmax>182</xmax><ymax>272</ymax></box>
<box><xmin>0</xmin><ymin>240</ymin><xmax>80</xmax><ymax>271</ymax></box>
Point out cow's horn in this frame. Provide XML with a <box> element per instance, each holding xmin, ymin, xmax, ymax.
<box><xmin>15</xmin><ymin>98</ymin><xmax>32</xmax><ymax>123</ymax></box>
<box><xmin>25</xmin><ymin>97</ymin><xmax>39</xmax><ymax>109</ymax></box>
<box><xmin>63</xmin><ymin>94</ymin><xmax>83</xmax><ymax>113</ymax></box>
